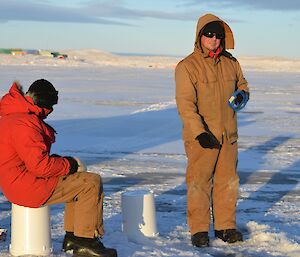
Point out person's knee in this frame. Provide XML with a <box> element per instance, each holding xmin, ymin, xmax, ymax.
<box><xmin>89</xmin><ymin>173</ymin><xmax>102</xmax><ymax>188</ymax></box>
<box><xmin>78</xmin><ymin>172</ymin><xmax>102</xmax><ymax>192</ymax></box>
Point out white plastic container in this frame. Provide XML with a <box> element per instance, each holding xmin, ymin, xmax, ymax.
<box><xmin>121</xmin><ymin>190</ymin><xmax>158</xmax><ymax>243</ymax></box>
<box><xmin>10</xmin><ymin>204</ymin><xmax>52</xmax><ymax>256</ymax></box>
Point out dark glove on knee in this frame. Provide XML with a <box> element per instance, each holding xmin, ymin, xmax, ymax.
<box><xmin>196</xmin><ymin>132</ymin><xmax>220</xmax><ymax>149</ymax></box>
<box><xmin>64</xmin><ymin>156</ymin><xmax>79</xmax><ymax>174</ymax></box>
<box><xmin>51</xmin><ymin>154</ymin><xmax>61</xmax><ymax>157</ymax></box>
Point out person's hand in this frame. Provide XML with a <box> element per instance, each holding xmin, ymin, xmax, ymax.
<box><xmin>50</xmin><ymin>154</ymin><xmax>61</xmax><ymax>157</ymax></box>
<box><xmin>64</xmin><ymin>156</ymin><xmax>79</xmax><ymax>174</ymax></box>
<box><xmin>235</xmin><ymin>90</ymin><xmax>249</xmax><ymax>105</ymax></box>
<box><xmin>196</xmin><ymin>132</ymin><xmax>220</xmax><ymax>149</ymax></box>
<box><xmin>73</xmin><ymin>157</ymin><xmax>87</xmax><ymax>172</ymax></box>
<box><xmin>228</xmin><ymin>90</ymin><xmax>249</xmax><ymax>111</ymax></box>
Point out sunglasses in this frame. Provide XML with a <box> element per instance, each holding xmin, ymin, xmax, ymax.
<box><xmin>203</xmin><ymin>31</ymin><xmax>225</xmax><ymax>39</ymax></box>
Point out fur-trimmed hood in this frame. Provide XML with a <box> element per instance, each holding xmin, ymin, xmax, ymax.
<box><xmin>0</xmin><ymin>82</ymin><xmax>52</xmax><ymax>119</ymax></box>
<box><xmin>194</xmin><ymin>13</ymin><xmax>235</xmax><ymax>50</ymax></box>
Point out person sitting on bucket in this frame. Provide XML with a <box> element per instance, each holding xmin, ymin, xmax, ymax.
<box><xmin>0</xmin><ymin>79</ymin><xmax>117</xmax><ymax>257</ymax></box>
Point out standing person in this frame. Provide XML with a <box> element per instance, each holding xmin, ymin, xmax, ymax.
<box><xmin>175</xmin><ymin>13</ymin><xmax>249</xmax><ymax>247</ymax></box>
<box><xmin>0</xmin><ymin>80</ymin><xmax>117</xmax><ymax>257</ymax></box>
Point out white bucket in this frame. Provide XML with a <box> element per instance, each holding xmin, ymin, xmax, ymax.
<box><xmin>10</xmin><ymin>204</ymin><xmax>52</xmax><ymax>256</ymax></box>
<box><xmin>121</xmin><ymin>190</ymin><xmax>158</xmax><ymax>243</ymax></box>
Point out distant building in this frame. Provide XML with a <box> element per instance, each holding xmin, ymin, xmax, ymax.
<box><xmin>0</xmin><ymin>48</ymin><xmax>67</xmax><ymax>59</ymax></box>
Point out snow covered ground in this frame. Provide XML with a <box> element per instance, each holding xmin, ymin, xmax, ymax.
<box><xmin>0</xmin><ymin>51</ymin><xmax>300</xmax><ymax>256</ymax></box>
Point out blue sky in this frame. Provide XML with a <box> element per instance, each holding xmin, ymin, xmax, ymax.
<box><xmin>0</xmin><ymin>0</ymin><xmax>299</xmax><ymax>58</ymax></box>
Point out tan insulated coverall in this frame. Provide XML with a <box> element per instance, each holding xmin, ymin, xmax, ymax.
<box><xmin>175</xmin><ymin>13</ymin><xmax>249</xmax><ymax>234</ymax></box>
<box><xmin>45</xmin><ymin>172</ymin><xmax>104</xmax><ymax>238</ymax></box>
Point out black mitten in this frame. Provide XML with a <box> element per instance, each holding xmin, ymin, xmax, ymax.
<box><xmin>51</xmin><ymin>154</ymin><xmax>61</xmax><ymax>157</ymax></box>
<box><xmin>64</xmin><ymin>156</ymin><xmax>79</xmax><ymax>174</ymax></box>
<box><xmin>196</xmin><ymin>132</ymin><xmax>220</xmax><ymax>149</ymax></box>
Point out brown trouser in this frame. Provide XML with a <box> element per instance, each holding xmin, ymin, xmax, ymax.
<box><xmin>44</xmin><ymin>172</ymin><xmax>104</xmax><ymax>238</ymax></box>
<box><xmin>184</xmin><ymin>139</ymin><xmax>239</xmax><ymax>235</ymax></box>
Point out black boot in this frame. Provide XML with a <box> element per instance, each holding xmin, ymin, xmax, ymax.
<box><xmin>73</xmin><ymin>237</ymin><xmax>117</xmax><ymax>257</ymax></box>
<box><xmin>191</xmin><ymin>232</ymin><xmax>209</xmax><ymax>247</ymax></box>
<box><xmin>62</xmin><ymin>232</ymin><xmax>76</xmax><ymax>252</ymax></box>
<box><xmin>62</xmin><ymin>232</ymin><xmax>117</xmax><ymax>257</ymax></box>
<box><xmin>215</xmin><ymin>229</ymin><xmax>243</xmax><ymax>243</ymax></box>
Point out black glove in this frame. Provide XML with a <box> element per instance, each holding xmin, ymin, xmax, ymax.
<box><xmin>196</xmin><ymin>132</ymin><xmax>220</xmax><ymax>149</ymax></box>
<box><xmin>51</xmin><ymin>154</ymin><xmax>61</xmax><ymax>157</ymax></box>
<box><xmin>235</xmin><ymin>90</ymin><xmax>249</xmax><ymax>104</ymax></box>
<box><xmin>64</xmin><ymin>156</ymin><xmax>79</xmax><ymax>174</ymax></box>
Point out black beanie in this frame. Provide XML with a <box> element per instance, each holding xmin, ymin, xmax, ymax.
<box><xmin>27</xmin><ymin>79</ymin><xmax>58</xmax><ymax>109</ymax></box>
<box><xmin>203</xmin><ymin>21</ymin><xmax>224</xmax><ymax>35</ymax></box>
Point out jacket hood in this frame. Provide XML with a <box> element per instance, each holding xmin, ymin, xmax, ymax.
<box><xmin>195</xmin><ymin>13</ymin><xmax>234</xmax><ymax>50</ymax></box>
<box><xmin>0</xmin><ymin>82</ymin><xmax>52</xmax><ymax>118</ymax></box>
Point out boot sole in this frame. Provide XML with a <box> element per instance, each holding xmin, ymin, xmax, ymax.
<box><xmin>216</xmin><ymin>237</ymin><xmax>243</xmax><ymax>244</ymax></box>
<box><xmin>193</xmin><ymin>244</ymin><xmax>209</xmax><ymax>248</ymax></box>
<box><xmin>73</xmin><ymin>248</ymin><xmax>117</xmax><ymax>257</ymax></box>
<box><xmin>73</xmin><ymin>253</ymin><xmax>117</xmax><ymax>257</ymax></box>
<box><xmin>62</xmin><ymin>245</ymin><xmax>74</xmax><ymax>253</ymax></box>
<box><xmin>62</xmin><ymin>248</ymin><xmax>74</xmax><ymax>254</ymax></box>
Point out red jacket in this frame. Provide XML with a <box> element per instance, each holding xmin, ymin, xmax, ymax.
<box><xmin>0</xmin><ymin>82</ymin><xmax>70</xmax><ymax>207</ymax></box>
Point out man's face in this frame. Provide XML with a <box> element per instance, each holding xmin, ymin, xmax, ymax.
<box><xmin>201</xmin><ymin>33</ymin><xmax>221</xmax><ymax>52</ymax></box>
